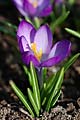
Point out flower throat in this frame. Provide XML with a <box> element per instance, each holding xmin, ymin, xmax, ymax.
<box><xmin>31</xmin><ymin>43</ymin><xmax>42</xmax><ymax>61</ymax></box>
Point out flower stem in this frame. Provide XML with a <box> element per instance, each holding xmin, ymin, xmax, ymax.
<box><xmin>37</xmin><ymin>68</ymin><xmax>43</xmax><ymax>88</ymax></box>
<box><xmin>25</xmin><ymin>16</ymin><xmax>33</xmax><ymax>24</ymax></box>
<box><xmin>34</xmin><ymin>17</ymin><xmax>40</xmax><ymax>29</ymax></box>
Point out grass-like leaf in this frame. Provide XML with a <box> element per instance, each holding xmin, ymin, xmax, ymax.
<box><xmin>23</xmin><ymin>65</ymin><xmax>33</xmax><ymax>86</ymax></box>
<box><xmin>30</xmin><ymin>62</ymin><xmax>41</xmax><ymax>111</ymax></box>
<box><xmin>0</xmin><ymin>20</ymin><xmax>17</xmax><ymax>30</ymax></box>
<box><xmin>51</xmin><ymin>5</ymin><xmax>70</xmax><ymax>32</ymax></box>
<box><xmin>27</xmin><ymin>88</ymin><xmax>39</xmax><ymax>116</ymax></box>
<box><xmin>9</xmin><ymin>80</ymin><xmax>34</xmax><ymax>117</ymax></box>
<box><xmin>64</xmin><ymin>53</ymin><xmax>80</xmax><ymax>72</ymax></box>
<box><xmin>51</xmin><ymin>90</ymin><xmax>61</xmax><ymax>108</ymax></box>
<box><xmin>42</xmin><ymin>68</ymin><xmax>47</xmax><ymax>83</ymax></box>
<box><xmin>41</xmin><ymin>69</ymin><xmax>61</xmax><ymax>105</ymax></box>
<box><xmin>65</xmin><ymin>28</ymin><xmax>80</xmax><ymax>38</ymax></box>
<box><xmin>0</xmin><ymin>26</ymin><xmax>16</xmax><ymax>37</ymax></box>
<box><xmin>41</xmin><ymin>74</ymin><xmax>56</xmax><ymax>104</ymax></box>
<box><xmin>45</xmin><ymin>67</ymin><xmax>64</xmax><ymax>112</ymax></box>
<box><xmin>46</xmin><ymin>74</ymin><xmax>57</xmax><ymax>94</ymax></box>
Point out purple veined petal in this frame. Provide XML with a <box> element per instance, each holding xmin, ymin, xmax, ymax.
<box><xmin>40</xmin><ymin>56</ymin><xmax>60</xmax><ymax>67</ymax></box>
<box><xmin>34</xmin><ymin>25</ymin><xmax>53</xmax><ymax>54</ymax></box>
<box><xmin>39</xmin><ymin>5</ymin><xmax>52</xmax><ymax>17</ymax></box>
<box><xmin>17</xmin><ymin>7</ymin><xmax>27</xmax><ymax>16</ymax></box>
<box><xmin>38</xmin><ymin>0</ymin><xmax>44</xmax><ymax>6</ymax></box>
<box><xmin>22</xmin><ymin>52</ymin><xmax>40</xmax><ymax>67</ymax></box>
<box><xmin>55</xmin><ymin>0</ymin><xmax>63</xmax><ymax>4</ymax></box>
<box><xmin>17</xmin><ymin>20</ymin><xmax>35</xmax><ymax>45</ymax></box>
<box><xmin>46</xmin><ymin>24</ymin><xmax>53</xmax><ymax>49</ymax></box>
<box><xmin>27</xmin><ymin>0</ymin><xmax>42</xmax><ymax>6</ymax></box>
<box><xmin>18</xmin><ymin>36</ymin><xmax>30</xmax><ymax>53</ymax></box>
<box><xmin>48</xmin><ymin>40</ymin><xmax>71</xmax><ymax>60</ymax></box>
<box><xmin>12</xmin><ymin>0</ymin><xmax>22</xmax><ymax>6</ymax></box>
<box><xmin>38</xmin><ymin>0</ymin><xmax>50</xmax><ymax>10</ymax></box>
<box><xmin>40</xmin><ymin>40</ymin><xmax>71</xmax><ymax>67</ymax></box>
<box><xmin>35</xmin><ymin>0</ymin><xmax>52</xmax><ymax>16</ymax></box>
<box><xmin>23</xmin><ymin>0</ymin><xmax>37</xmax><ymax>16</ymax></box>
<box><xmin>30</xmin><ymin>28</ymin><xmax>36</xmax><ymax>43</ymax></box>
<box><xmin>12</xmin><ymin>0</ymin><xmax>27</xmax><ymax>16</ymax></box>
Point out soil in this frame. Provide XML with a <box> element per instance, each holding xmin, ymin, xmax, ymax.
<box><xmin>0</xmin><ymin>1</ymin><xmax>80</xmax><ymax>120</ymax></box>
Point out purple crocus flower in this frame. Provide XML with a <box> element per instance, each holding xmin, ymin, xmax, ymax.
<box><xmin>17</xmin><ymin>20</ymin><xmax>71</xmax><ymax>68</ymax></box>
<box><xmin>12</xmin><ymin>0</ymin><xmax>52</xmax><ymax>17</ymax></box>
<box><xmin>54</xmin><ymin>0</ymin><xmax>63</xmax><ymax>4</ymax></box>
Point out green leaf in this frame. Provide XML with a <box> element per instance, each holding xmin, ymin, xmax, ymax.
<box><xmin>0</xmin><ymin>26</ymin><xmax>16</xmax><ymax>37</ymax></box>
<box><xmin>41</xmin><ymin>74</ymin><xmax>56</xmax><ymax>104</ymax></box>
<box><xmin>46</xmin><ymin>74</ymin><xmax>57</xmax><ymax>94</ymax></box>
<box><xmin>0</xmin><ymin>20</ymin><xmax>17</xmax><ymax>30</ymax></box>
<box><xmin>30</xmin><ymin>62</ymin><xmax>41</xmax><ymax>111</ymax></box>
<box><xmin>68</xmin><ymin>0</ymin><xmax>75</xmax><ymax>5</ymax></box>
<box><xmin>65</xmin><ymin>28</ymin><xmax>80</xmax><ymax>38</ymax></box>
<box><xmin>51</xmin><ymin>5</ymin><xmax>70</xmax><ymax>32</ymax></box>
<box><xmin>50</xmin><ymin>12</ymin><xmax>56</xmax><ymax>22</ymax></box>
<box><xmin>27</xmin><ymin>88</ymin><xmax>39</xmax><ymax>116</ymax></box>
<box><xmin>23</xmin><ymin>65</ymin><xmax>33</xmax><ymax>86</ymax></box>
<box><xmin>45</xmin><ymin>68</ymin><xmax>64</xmax><ymax>112</ymax></box>
<box><xmin>40</xmin><ymin>84</ymin><xmax>46</xmax><ymax>105</ymax></box>
<box><xmin>41</xmin><ymin>71</ymin><xmax>60</xmax><ymax>105</ymax></box>
<box><xmin>33</xmin><ymin>17</ymin><xmax>40</xmax><ymax>29</ymax></box>
<box><xmin>42</xmin><ymin>68</ymin><xmax>47</xmax><ymax>83</ymax></box>
<box><xmin>9</xmin><ymin>80</ymin><xmax>34</xmax><ymax>117</ymax></box>
<box><xmin>51</xmin><ymin>90</ymin><xmax>61</xmax><ymax>108</ymax></box>
<box><xmin>64</xmin><ymin>53</ymin><xmax>80</xmax><ymax>72</ymax></box>
<box><xmin>0</xmin><ymin>20</ymin><xmax>17</xmax><ymax>37</ymax></box>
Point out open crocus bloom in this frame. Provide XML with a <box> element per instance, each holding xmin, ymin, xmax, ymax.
<box><xmin>17</xmin><ymin>20</ymin><xmax>71</xmax><ymax>68</ymax></box>
<box><xmin>12</xmin><ymin>0</ymin><xmax>52</xmax><ymax>17</ymax></box>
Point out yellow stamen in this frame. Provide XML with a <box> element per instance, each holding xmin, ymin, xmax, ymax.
<box><xmin>33</xmin><ymin>1</ymin><xmax>38</xmax><ymax>8</ymax></box>
<box><xmin>31</xmin><ymin>43</ymin><xmax>42</xmax><ymax>61</ymax></box>
<box><xmin>29</xmin><ymin>0</ymin><xmax>38</xmax><ymax>8</ymax></box>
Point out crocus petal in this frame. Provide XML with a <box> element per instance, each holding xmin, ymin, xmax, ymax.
<box><xmin>13</xmin><ymin>0</ymin><xmax>22</xmax><ymax>7</ymax></box>
<box><xmin>55</xmin><ymin>0</ymin><xmax>63</xmax><ymax>4</ymax></box>
<box><xmin>17</xmin><ymin>20</ymin><xmax>36</xmax><ymax>45</ymax></box>
<box><xmin>38</xmin><ymin>0</ymin><xmax>44</xmax><ymax>6</ymax></box>
<box><xmin>48</xmin><ymin>40</ymin><xmax>71</xmax><ymax>60</ymax></box>
<box><xmin>38</xmin><ymin>0</ymin><xmax>51</xmax><ymax>10</ymax></box>
<box><xmin>22</xmin><ymin>52</ymin><xmax>40</xmax><ymax>67</ymax></box>
<box><xmin>34</xmin><ymin>25</ymin><xmax>53</xmax><ymax>54</ymax></box>
<box><xmin>13</xmin><ymin>0</ymin><xmax>52</xmax><ymax>17</ymax></box>
<box><xmin>18</xmin><ymin>36</ymin><xmax>30</xmax><ymax>53</ymax></box>
<box><xmin>39</xmin><ymin>5</ymin><xmax>52</xmax><ymax>17</ymax></box>
<box><xmin>12</xmin><ymin>0</ymin><xmax>27</xmax><ymax>16</ymax></box>
<box><xmin>30</xmin><ymin>28</ymin><xmax>36</xmax><ymax>43</ymax></box>
<box><xmin>40</xmin><ymin>56</ymin><xmax>60</xmax><ymax>67</ymax></box>
<box><xmin>40</xmin><ymin>40</ymin><xmax>71</xmax><ymax>67</ymax></box>
<box><xmin>23</xmin><ymin>0</ymin><xmax>37</xmax><ymax>16</ymax></box>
